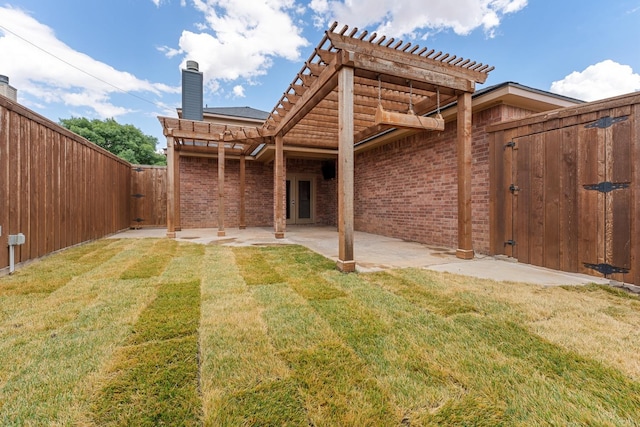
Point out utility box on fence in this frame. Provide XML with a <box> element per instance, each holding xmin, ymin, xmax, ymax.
<box><xmin>8</xmin><ymin>233</ymin><xmax>25</xmax><ymax>246</ymax></box>
<box><xmin>8</xmin><ymin>233</ymin><xmax>25</xmax><ymax>274</ymax></box>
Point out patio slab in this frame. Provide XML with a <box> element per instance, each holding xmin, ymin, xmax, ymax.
<box><xmin>111</xmin><ymin>226</ymin><xmax>611</xmax><ymax>287</ymax></box>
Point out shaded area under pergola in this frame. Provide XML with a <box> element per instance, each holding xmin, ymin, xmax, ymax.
<box><xmin>159</xmin><ymin>22</ymin><xmax>493</xmax><ymax>272</ymax></box>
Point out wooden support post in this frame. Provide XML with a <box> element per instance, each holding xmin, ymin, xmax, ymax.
<box><xmin>274</xmin><ymin>134</ymin><xmax>285</xmax><ymax>238</ymax></box>
<box><xmin>337</xmin><ymin>66</ymin><xmax>356</xmax><ymax>272</ymax></box>
<box><xmin>174</xmin><ymin>150</ymin><xmax>181</xmax><ymax>231</ymax></box>
<box><xmin>217</xmin><ymin>141</ymin><xmax>225</xmax><ymax>237</ymax></box>
<box><xmin>456</xmin><ymin>92</ymin><xmax>474</xmax><ymax>259</ymax></box>
<box><xmin>166</xmin><ymin>134</ymin><xmax>176</xmax><ymax>238</ymax></box>
<box><xmin>239</xmin><ymin>154</ymin><xmax>246</xmax><ymax>229</ymax></box>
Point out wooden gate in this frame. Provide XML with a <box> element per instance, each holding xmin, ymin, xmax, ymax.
<box><xmin>130</xmin><ymin>165</ymin><xmax>167</xmax><ymax>228</ymax></box>
<box><xmin>489</xmin><ymin>93</ymin><xmax>639</xmax><ymax>285</ymax></box>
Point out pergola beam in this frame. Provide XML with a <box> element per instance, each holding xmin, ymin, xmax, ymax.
<box><xmin>344</xmin><ymin>51</ymin><xmax>475</xmax><ymax>93</ymax></box>
<box><xmin>274</xmin><ymin>55</ymin><xmax>342</xmax><ymax>137</ymax></box>
<box><xmin>327</xmin><ymin>31</ymin><xmax>491</xmax><ymax>84</ymax></box>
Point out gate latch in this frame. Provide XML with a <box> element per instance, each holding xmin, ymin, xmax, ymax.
<box><xmin>509</xmin><ymin>184</ymin><xmax>520</xmax><ymax>194</ymax></box>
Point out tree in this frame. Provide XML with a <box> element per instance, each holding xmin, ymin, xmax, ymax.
<box><xmin>59</xmin><ymin>117</ymin><xmax>166</xmax><ymax>165</ymax></box>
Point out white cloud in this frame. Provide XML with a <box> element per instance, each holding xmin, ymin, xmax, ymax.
<box><xmin>232</xmin><ymin>85</ymin><xmax>245</xmax><ymax>98</ymax></box>
<box><xmin>161</xmin><ymin>0</ymin><xmax>309</xmax><ymax>93</ymax></box>
<box><xmin>309</xmin><ymin>0</ymin><xmax>528</xmax><ymax>39</ymax></box>
<box><xmin>0</xmin><ymin>6</ymin><xmax>178</xmax><ymax>118</ymax></box>
<box><xmin>550</xmin><ymin>60</ymin><xmax>640</xmax><ymax>102</ymax></box>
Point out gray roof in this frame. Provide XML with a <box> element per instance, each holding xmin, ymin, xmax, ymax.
<box><xmin>203</xmin><ymin>106</ymin><xmax>270</xmax><ymax>120</ymax></box>
<box><xmin>473</xmin><ymin>81</ymin><xmax>585</xmax><ymax>104</ymax></box>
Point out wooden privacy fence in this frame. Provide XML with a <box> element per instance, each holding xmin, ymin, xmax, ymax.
<box><xmin>130</xmin><ymin>165</ymin><xmax>167</xmax><ymax>228</ymax></box>
<box><xmin>0</xmin><ymin>96</ymin><xmax>132</xmax><ymax>272</ymax></box>
<box><xmin>489</xmin><ymin>92</ymin><xmax>640</xmax><ymax>285</ymax></box>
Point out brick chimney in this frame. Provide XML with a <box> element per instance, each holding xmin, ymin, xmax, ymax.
<box><xmin>0</xmin><ymin>75</ymin><xmax>17</xmax><ymax>102</ymax></box>
<box><xmin>181</xmin><ymin>61</ymin><xmax>203</xmax><ymax>121</ymax></box>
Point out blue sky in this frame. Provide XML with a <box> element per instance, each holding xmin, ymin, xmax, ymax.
<box><xmin>1</xmin><ymin>0</ymin><xmax>639</xmax><ymax>149</ymax></box>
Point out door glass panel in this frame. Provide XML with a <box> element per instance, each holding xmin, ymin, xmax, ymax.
<box><xmin>298</xmin><ymin>180</ymin><xmax>311</xmax><ymax>219</ymax></box>
<box><xmin>286</xmin><ymin>180</ymin><xmax>291</xmax><ymax>220</ymax></box>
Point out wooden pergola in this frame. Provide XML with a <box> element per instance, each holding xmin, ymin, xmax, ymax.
<box><xmin>159</xmin><ymin>22</ymin><xmax>493</xmax><ymax>272</ymax></box>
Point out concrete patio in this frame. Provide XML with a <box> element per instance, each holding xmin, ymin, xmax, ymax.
<box><xmin>110</xmin><ymin>226</ymin><xmax>623</xmax><ymax>287</ymax></box>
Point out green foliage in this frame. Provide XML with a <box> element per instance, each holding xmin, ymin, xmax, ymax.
<box><xmin>59</xmin><ymin>117</ymin><xmax>166</xmax><ymax>165</ymax></box>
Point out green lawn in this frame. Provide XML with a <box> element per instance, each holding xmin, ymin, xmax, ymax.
<box><xmin>1</xmin><ymin>238</ymin><xmax>639</xmax><ymax>426</ymax></box>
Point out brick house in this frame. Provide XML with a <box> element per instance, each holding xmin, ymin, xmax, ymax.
<box><xmin>158</xmin><ymin>23</ymin><xmax>582</xmax><ymax>272</ymax></box>
<box><xmin>171</xmin><ymin>82</ymin><xmax>580</xmax><ymax>255</ymax></box>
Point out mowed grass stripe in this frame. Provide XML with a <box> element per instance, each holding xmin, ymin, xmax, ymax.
<box><xmin>126</xmin><ymin>280</ymin><xmax>201</xmax><ymax>345</ymax></box>
<box><xmin>251</xmin><ymin>284</ymin><xmax>397</xmax><ymax>424</ymax></box>
<box><xmin>120</xmin><ymin>238</ymin><xmax>178</xmax><ymax>280</ymax></box>
<box><xmin>90</xmin><ymin>241</ymin><xmax>203</xmax><ymax>426</ymax></box>
<box><xmin>0</xmin><ymin>239</ymin><xmax>125</xmax><ymax>297</ymax></box>
<box><xmin>200</xmin><ymin>246</ymin><xmax>296</xmax><ymax>427</ymax></box>
<box><xmin>90</xmin><ymin>278</ymin><xmax>202</xmax><ymax>426</ymax></box>
<box><xmin>315</xmin><ymin>271</ymin><xmax>465</xmax><ymax>422</ymax></box>
<box><xmin>91</xmin><ymin>335</ymin><xmax>200</xmax><ymax>427</ymax></box>
<box><xmin>261</xmin><ymin>249</ymin><xmax>423</xmax><ymax>423</ymax></box>
<box><xmin>354</xmin><ymin>269</ymin><xmax>640</xmax><ymax>425</ymax></box>
<box><xmin>234</xmin><ymin>246</ymin><xmax>397</xmax><ymax>425</ymax></box>
<box><xmin>260</xmin><ymin>245</ymin><xmax>346</xmax><ymax>301</ymax></box>
<box><xmin>0</xmin><ymin>239</ymin><xmax>159</xmax><ymax>425</ymax></box>
<box><xmin>232</xmin><ymin>246</ymin><xmax>283</xmax><ymax>285</ymax></box>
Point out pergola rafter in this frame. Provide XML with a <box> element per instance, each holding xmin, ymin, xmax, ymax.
<box><xmin>159</xmin><ymin>21</ymin><xmax>494</xmax><ymax>271</ymax></box>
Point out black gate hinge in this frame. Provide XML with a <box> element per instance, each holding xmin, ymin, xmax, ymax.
<box><xmin>504</xmin><ymin>240</ymin><xmax>516</xmax><ymax>246</ymax></box>
<box><xmin>583</xmin><ymin>182</ymin><xmax>630</xmax><ymax>193</ymax></box>
<box><xmin>133</xmin><ymin>218</ymin><xmax>144</xmax><ymax>223</ymax></box>
<box><xmin>133</xmin><ymin>167</ymin><xmax>144</xmax><ymax>172</ymax></box>
<box><xmin>132</xmin><ymin>193</ymin><xmax>144</xmax><ymax>198</ymax></box>
<box><xmin>504</xmin><ymin>141</ymin><xmax>516</xmax><ymax>150</ymax></box>
<box><xmin>584</xmin><ymin>263</ymin><xmax>629</xmax><ymax>276</ymax></box>
<box><xmin>584</xmin><ymin>116</ymin><xmax>628</xmax><ymax>129</ymax></box>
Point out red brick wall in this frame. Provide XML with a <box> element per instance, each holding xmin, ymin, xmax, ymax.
<box><xmin>354</xmin><ymin>104</ymin><xmax>535</xmax><ymax>254</ymax></box>
<box><xmin>177</xmin><ymin>104</ymin><xmax>535</xmax><ymax>250</ymax></box>
<box><xmin>179</xmin><ymin>157</ymin><xmax>336</xmax><ymax>229</ymax></box>
<box><xmin>179</xmin><ymin>156</ymin><xmax>273</xmax><ymax>228</ymax></box>
<box><xmin>245</xmin><ymin>160</ymin><xmax>275</xmax><ymax>226</ymax></box>
<box><xmin>354</xmin><ymin>123</ymin><xmax>459</xmax><ymax>248</ymax></box>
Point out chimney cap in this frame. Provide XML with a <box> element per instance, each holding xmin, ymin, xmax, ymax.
<box><xmin>185</xmin><ymin>60</ymin><xmax>199</xmax><ymax>72</ymax></box>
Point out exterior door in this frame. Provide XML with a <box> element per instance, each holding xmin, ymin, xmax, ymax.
<box><xmin>286</xmin><ymin>174</ymin><xmax>315</xmax><ymax>225</ymax></box>
<box><xmin>577</xmin><ymin>115</ymin><xmax>632</xmax><ymax>279</ymax></box>
<box><xmin>496</xmin><ymin>115</ymin><xmax>632</xmax><ymax>283</ymax></box>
